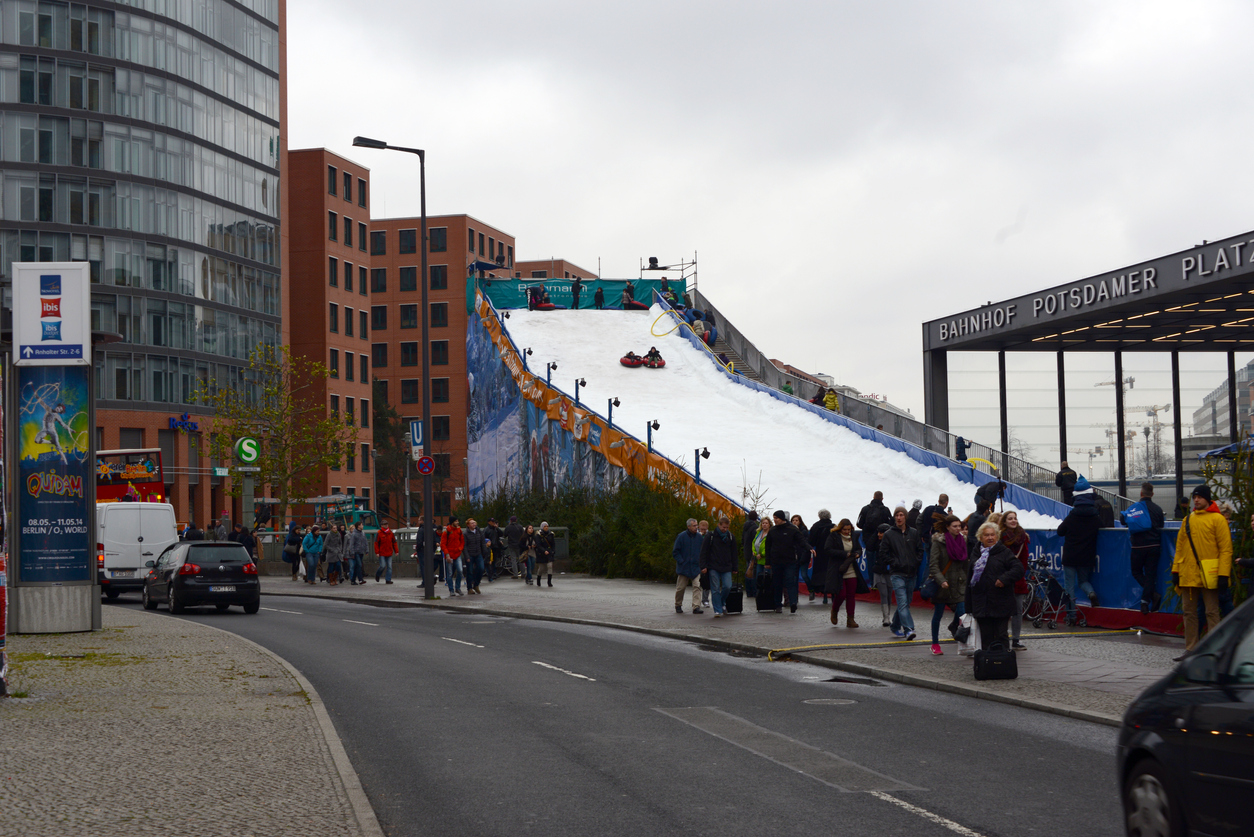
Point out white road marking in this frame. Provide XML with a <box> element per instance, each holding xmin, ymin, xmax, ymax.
<box><xmin>442</xmin><ymin>637</ymin><xmax>484</xmax><ymax>648</ymax></box>
<box><xmin>342</xmin><ymin>619</ymin><xmax>379</xmax><ymax>626</ymax></box>
<box><xmin>868</xmin><ymin>791</ymin><xmax>989</xmax><ymax>837</ymax></box>
<box><xmin>261</xmin><ymin>607</ymin><xmax>303</xmax><ymax>614</ymax></box>
<box><xmin>532</xmin><ymin>661</ymin><xmax>596</xmax><ymax>681</ymax></box>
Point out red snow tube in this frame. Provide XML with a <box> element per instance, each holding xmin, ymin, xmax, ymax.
<box><xmin>624</xmin><ymin>301</ymin><xmax>649</xmax><ymax>311</ymax></box>
<box><xmin>643</xmin><ymin>358</ymin><xmax>666</xmax><ymax>369</ymax></box>
<box><xmin>620</xmin><ymin>356</ymin><xmax>645</xmax><ymax>368</ymax></box>
<box><xmin>536</xmin><ymin>303</ymin><xmax>556</xmax><ymax>311</ymax></box>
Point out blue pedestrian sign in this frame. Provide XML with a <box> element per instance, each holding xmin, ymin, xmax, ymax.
<box><xmin>410</xmin><ymin>419</ymin><xmax>423</xmax><ymax>457</ymax></box>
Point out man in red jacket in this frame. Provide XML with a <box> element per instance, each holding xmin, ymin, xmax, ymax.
<box><xmin>373</xmin><ymin>522</ymin><xmax>398</xmax><ymax>584</ymax></box>
<box><xmin>440</xmin><ymin>517</ymin><xmax>466</xmax><ymax>596</ymax></box>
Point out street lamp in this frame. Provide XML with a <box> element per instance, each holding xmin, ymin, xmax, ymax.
<box><xmin>647</xmin><ymin>419</ymin><xmax>660</xmax><ymax>452</ymax></box>
<box><xmin>521</xmin><ymin>347</ymin><xmax>532</xmax><ymax>369</ymax></box>
<box><xmin>353</xmin><ymin>135</ymin><xmax>435</xmax><ymax>600</ymax></box>
<box><xmin>695</xmin><ymin>446</ymin><xmax>710</xmax><ymax>484</ymax></box>
<box><xmin>574</xmin><ymin>378</ymin><xmax>586</xmax><ymax>407</ymax></box>
<box><xmin>546</xmin><ymin>361</ymin><xmax>557</xmax><ymax>386</ymax></box>
<box><xmin>607</xmin><ymin>397</ymin><xmax>620</xmax><ymax>427</ymax></box>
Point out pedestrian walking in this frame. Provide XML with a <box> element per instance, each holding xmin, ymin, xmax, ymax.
<box><xmin>741</xmin><ymin>510</ymin><xmax>760</xmax><ymax>599</ymax></box>
<box><xmin>301</xmin><ymin>525</ymin><xmax>324</xmax><ymax>585</ymax></box>
<box><xmin>698</xmin><ymin>519</ymin><xmax>712</xmax><ymax>607</ymax></box>
<box><xmin>522</xmin><ymin>524</ymin><xmax>538</xmax><ymax>584</ymax></box>
<box><xmin>673</xmin><ymin>519</ymin><xmax>704</xmax><ymax>614</ymax></box>
<box><xmin>594</xmin><ymin>285</ymin><xmax>605</xmax><ymax>309</ymax></box>
<box><xmin>880</xmin><ymin>506</ymin><xmax>922</xmax><ymax>640</ymax></box>
<box><xmin>374</xmin><ymin>520</ymin><xmax>398</xmax><ymax>583</ymax></box>
<box><xmin>790</xmin><ymin>514</ymin><xmax>813</xmax><ymax>601</ymax></box>
<box><xmin>700</xmin><ymin>515</ymin><xmax>738</xmax><ymax>617</ymax></box>
<box><xmin>323</xmin><ymin>524</ymin><xmax>345</xmax><ymax>585</ymax></box>
<box><xmin>483</xmin><ymin>518</ymin><xmax>503</xmax><ymax>581</ymax></box>
<box><xmin>906</xmin><ymin>500</ymin><xmax>922</xmax><ymax>532</ymax></box>
<box><xmin>857</xmin><ymin>491</ymin><xmax>894</xmax><ymax>626</ymax></box>
<box><xmin>504</xmin><ymin>515</ymin><xmax>526</xmax><ymax>578</ymax></box>
<box><xmin>534</xmin><ymin>522</ymin><xmax>556</xmax><ymax>588</ymax></box>
<box><xmin>441</xmin><ymin>517</ymin><xmax>466</xmax><ymax>596</ymax></box>
<box><xmin>807</xmin><ymin>510</ymin><xmax>835</xmax><ymax>604</ymax></box>
<box><xmin>999</xmin><ymin>511</ymin><xmax>1031</xmax><ymax>649</ymax></box>
<box><xmin>765</xmin><ymin>510</ymin><xmax>809</xmax><ymax>613</ymax></box>
<box><xmin>463</xmin><ymin>518</ymin><xmax>488</xmax><ymax>594</ymax></box>
<box><xmin>1055</xmin><ymin>460</ymin><xmax>1078</xmax><ymax>506</ymax></box>
<box><xmin>284</xmin><ymin>522</ymin><xmax>302</xmax><ymax>581</ymax></box>
<box><xmin>751</xmin><ymin>517</ymin><xmax>771</xmax><ymax>601</ymax></box>
<box><xmin>1121</xmin><ymin>483</ymin><xmax>1165</xmax><ymax>614</ymax></box>
<box><xmin>571</xmin><ymin>277</ymin><xmax>583</xmax><ymax>309</ymax></box>
<box><xmin>966</xmin><ymin>522</ymin><xmax>1024</xmax><ymax>651</ymax></box>
<box><xmin>346</xmin><ymin>522</ymin><xmax>368</xmax><ymax>585</ymax></box>
<box><xmin>823</xmin><ymin>518</ymin><xmax>862</xmax><ymax>628</ymax></box>
<box><xmin>1172</xmin><ymin>484</ymin><xmax>1233</xmax><ymax>657</ymax></box>
<box><xmin>1057</xmin><ymin>477</ymin><xmax>1101</xmax><ymax>624</ymax></box>
<box><xmin>927</xmin><ymin>515</ymin><xmax>969</xmax><ymax>655</ymax></box>
<box><xmin>917</xmin><ymin>494</ymin><xmax>948</xmax><ymax>552</ymax></box>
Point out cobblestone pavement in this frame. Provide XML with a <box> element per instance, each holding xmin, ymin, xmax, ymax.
<box><xmin>262</xmin><ymin>572</ymin><xmax>1183</xmax><ymax>723</ymax></box>
<box><xmin>0</xmin><ymin>607</ymin><xmax>373</xmax><ymax>837</ymax></box>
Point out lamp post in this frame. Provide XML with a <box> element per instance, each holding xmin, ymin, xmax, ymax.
<box><xmin>546</xmin><ymin>362</ymin><xmax>557</xmax><ymax>386</ymax></box>
<box><xmin>607</xmin><ymin>397</ymin><xmax>619</xmax><ymax>427</ymax></box>
<box><xmin>695</xmin><ymin>447</ymin><xmax>710</xmax><ymax>485</ymax></box>
<box><xmin>647</xmin><ymin>419</ymin><xmax>660</xmax><ymax>453</ymax></box>
<box><xmin>574</xmin><ymin>378</ymin><xmax>586</xmax><ymax>407</ymax></box>
<box><xmin>353</xmin><ymin>135</ymin><xmax>435</xmax><ymax>600</ymax></box>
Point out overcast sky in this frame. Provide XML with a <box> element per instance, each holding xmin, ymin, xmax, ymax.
<box><xmin>288</xmin><ymin>0</ymin><xmax>1254</xmax><ymax>430</ymax></box>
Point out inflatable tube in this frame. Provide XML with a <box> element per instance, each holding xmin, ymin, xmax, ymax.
<box><xmin>624</xmin><ymin>300</ymin><xmax>650</xmax><ymax>311</ymax></box>
<box><xmin>620</xmin><ymin>356</ymin><xmax>645</xmax><ymax>368</ymax></box>
<box><xmin>536</xmin><ymin>303</ymin><xmax>556</xmax><ymax>311</ymax></box>
<box><xmin>644</xmin><ymin>358</ymin><xmax>666</xmax><ymax>369</ymax></box>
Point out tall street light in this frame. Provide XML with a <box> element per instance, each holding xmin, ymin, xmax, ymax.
<box><xmin>353</xmin><ymin>135</ymin><xmax>435</xmax><ymax>600</ymax></box>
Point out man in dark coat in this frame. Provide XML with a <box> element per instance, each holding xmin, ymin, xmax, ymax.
<box><xmin>857</xmin><ymin>491</ymin><xmax>894</xmax><ymax>626</ymax></box>
<box><xmin>765</xmin><ymin>510</ymin><xmax>810</xmax><ymax>613</ymax></box>
<box><xmin>700</xmin><ymin>516</ymin><xmax>739</xmax><ymax>617</ymax></box>
<box><xmin>917</xmin><ymin>494</ymin><xmax>948</xmax><ymax>550</ymax></box>
<box><xmin>741</xmin><ymin>510</ymin><xmax>760</xmax><ymax>598</ymax></box>
<box><xmin>966</xmin><ymin>500</ymin><xmax>992</xmax><ymax>552</ymax></box>
<box><xmin>878</xmin><ymin>507</ymin><xmax>922</xmax><ymax>640</ymax></box>
<box><xmin>1121</xmin><ymin>482</ymin><xmax>1166</xmax><ymax>613</ymax></box>
<box><xmin>1058</xmin><ymin>477</ymin><xmax>1101</xmax><ymax>623</ymax></box>
<box><xmin>570</xmin><ymin>277</ymin><xmax>583</xmax><ymax>309</ymax></box>
<box><xmin>1094</xmin><ymin>494</ymin><xmax>1115</xmax><ymax>528</ymax></box>
<box><xmin>673</xmin><ymin>519</ymin><xmax>704</xmax><ymax>614</ymax></box>
<box><xmin>807</xmin><ymin>510</ymin><xmax>836</xmax><ymax>602</ymax></box>
<box><xmin>1055</xmin><ymin>461</ymin><xmax>1078</xmax><ymax>506</ymax></box>
<box><xmin>503</xmin><ymin>515</ymin><xmax>525</xmax><ymax>577</ymax></box>
<box><xmin>483</xmin><ymin>518</ymin><xmax>503</xmax><ymax>582</ymax></box>
<box><xmin>974</xmin><ymin>479</ymin><xmax>1005</xmax><ymax>511</ymax></box>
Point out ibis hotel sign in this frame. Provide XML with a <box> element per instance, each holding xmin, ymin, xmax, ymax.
<box><xmin>924</xmin><ymin>230</ymin><xmax>1254</xmax><ymax>349</ymax></box>
<box><xmin>12</xmin><ymin>262</ymin><xmax>91</xmax><ymax>366</ymax></box>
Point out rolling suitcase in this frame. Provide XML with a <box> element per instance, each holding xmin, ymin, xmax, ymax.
<box><xmin>723</xmin><ymin>586</ymin><xmax>744</xmax><ymax>614</ymax></box>
<box><xmin>973</xmin><ymin>642</ymin><xmax>1018</xmax><ymax>680</ymax></box>
<box><xmin>754</xmin><ymin>569</ymin><xmax>776</xmax><ymax>612</ymax></box>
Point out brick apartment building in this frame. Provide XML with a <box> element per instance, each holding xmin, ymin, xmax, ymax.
<box><xmin>513</xmin><ymin>258</ymin><xmax>596</xmax><ymax>281</ymax></box>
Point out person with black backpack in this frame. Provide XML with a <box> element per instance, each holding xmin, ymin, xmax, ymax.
<box><xmin>1121</xmin><ymin>482</ymin><xmax>1165</xmax><ymax>614</ymax></box>
<box><xmin>857</xmin><ymin>491</ymin><xmax>894</xmax><ymax>626</ymax></box>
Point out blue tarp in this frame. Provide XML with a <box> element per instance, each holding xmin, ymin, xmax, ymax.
<box><xmin>480</xmin><ymin>278</ymin><xmax>681</xmax><ymax>310</ymax></box>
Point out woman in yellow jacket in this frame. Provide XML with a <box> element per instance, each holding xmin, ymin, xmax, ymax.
<box><xmin>1172</xmin><ymin>484</ymin><xmax>1233</xmax><ymax>655</ymax></box>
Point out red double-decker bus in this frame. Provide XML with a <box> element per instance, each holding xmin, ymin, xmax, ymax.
<box><xmin>95</xmin><ymin>448</ymin><xmax>165</xmax><ymax>503</ymax></box>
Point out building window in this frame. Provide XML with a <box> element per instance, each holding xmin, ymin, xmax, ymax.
<box><xmin>375</xmin><ymin>379</ymin><xmax>388</xmax><ymax>404</ymax></box>
<box><xmin>346</xmin><ymin>396</ymin><xmax>355</xmax><ymax>424</ymax></box>
<box><xmin>432</xmin><ymin>378</ymin><xmax>450</xmax><ymax>403</ymax></box>
<box><xmin>399</xmin><ymin>229</ymin><xmax>417</xmax><ymax>254</ymax></box>
<box><xmin>498</xmin><ymin>241</ymin><xmax>505</xmax><ymax>263</ymax></box>
<box><xmin>530</xmin><ymin>270</ymin><xmax>547</xmax><ymax>278</ymax></box>
<box><xmin>401</xmin><ymin>379</ymin><xmax>419</xmax><ymax>403</ymax></box>
<box><xmin>372</xmin><ymin>343</ymin><xmax>388</xmax><ymax>368</ymax></box>
<box><xmin>434</xmin><ymin>492</ymin><xmax>452</xmax><ymax>518</ymax></box>
<box><xmin>345</xmin><ymin>351</ymin><xmax>354</xmax><ymax>381</ymax></box>
<box><xmin>434</xmin><ymin>453</ymin><xmax>451</xmax><ymax>478</ymax></box>
<box><xmin>507</xmin><ymin>245</ymin><xmax>513</xmax><ymax>267</ymax></box>
<box><xmin>430</xmin><ymin>227</ymin><xmax>447</xmax><ymax>253</ymax></box>
<box><xmin>430</xmin><ymin>265</ymin><xmax>448</xmax><ymax>290</ymax></box>
<box><xmin>399</xmin><ymin>267</ymin><xmax>417</xmax><ymax>292</ymax></box>
<box><xmin>328</xmin><ymin>165</ymin><xmax>337</xmax><ymax>195</ymax></box>
<box><xmin>360</xmin><ymin>354</ymin><xmax>368</xmax><ymax>382</ymax></box>
<box><xmin>478</xmin><ymin>232</ymin><xmax>485</xmax><ymax>256</ymax></box>
<box><xmin>401</xmin><ymin>342</ymin><xmax>418</xmax><ymax>366</ymax></box>
<box><xmin>371</xmin><ymin>268</ymin><xmax>387</xmax><ymax>293</ymax></box>
<box><xmin>347</xmin><ymin>450</ymin><xmax>355</xmax><ymax>472</ymax></box>
<box><xmin>430</xmin><ymin>303</ymin><xmax>448</xmax><ymax>328</ymax></box>
<box><xmin>400</xmin><ymin>305</ymin><xmax>418</xmax><ymax>329</ymax></box>
<box><xmin>361</xmin><ymin>399</ymin><xmax>369</xmax><ymax>428</ymax></box>
<box><xmin>370</xmin><ymin>230</ymin><xmax>387</xmax><ymax>256</ymax></box>
<box><xmin>358</xmin><ymin>178</ymin><xmax>367</xmax><ymax>208</ymax></box>
<box><xmin>431</xmin><ymin>340</ymin><xmax>449</xmax><ymax>365</ymax></box>
<box><xmin>468</xmin><ymin>228</ymin><xmax>475</xmax><ymax>252</ymax></box>
<box><xmin>329</xmin><ymin>211</ymin><xmax>337</xmax><ymax>241</ymax></box>
<box><xmin>488</xmin><ymin>237</ymin><xmax>495</xmax><ymax>261</ymax></box>
<box><xmin>328</xmin><ymin>257</ymin><xmax>338</xmax><ymax>287</ymax></box>
<box><xmin>360</xmin><ymin>310</ymin><xmax>369</xmax><ymax>339</ymax></box>
<box><xmin>330</xmin><ymin>395</ymin><xmax>339</xmax><ymax>415</ymax></box>
<box><xmin>329</xmin><ymin>349</ymin><xmax>339</xmax><ymax>377</ymax></box>
<box><xmin>344</xmin><ymin>263</ymin><xmax>353</xmax><ymax>292</ymax></box>
<box><xmin>433</xmin><ymin>415</ymin><xmax>451</xmax><ymax>440</ymax></box>
<box><xmin>343</xmin><ymin>171</ymin><xmax>352</xmax><ymax>202</ymax></box>
<box><xmin>360</xmin><ymin>266</ymin><xmax>368</xmax><ymax>297</ymax></box>
<box><xmin>329</xmin><ymin>303</ymin><xmax>338</xmax><ymax>333</ymax></box>
<box><xmin>358</xmin><ymin>223</ymin><xmax>367</xmax><ymax>252</ymax></box>
<box><xmin>362</xmin><ymin>444</ymin><xmax>370</xmax><ymax>471</ymax></box>
<box><xmin>345</xmin><ymin>308</ymin><xmax>354</xmax><ymax>337</ymax></box>
<box><xmin>371</xmin><ymin>306</ymin><xmax>387</xmax><ymax>330</ymax></box>
<box><xmin>344</xmin><ymin>217</ymin><xmax>353</xmax><ymax>247</ymax></box>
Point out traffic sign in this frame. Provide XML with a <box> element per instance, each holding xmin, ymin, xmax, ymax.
<box><xmin>235</xmin><ymin>436</ymin><xmax>260</xmax><ymax>463</ymax></box>
<box><xmin>410</xmin><ymin>420</ymin><xmax>423</xmax><ymax>449</ymax></box>
<box><xmin>213</xmin><ymin>467</ymin><xmax>229</xmax><ymax>477</ymax></box>
<box><xmin>13</xmin><ymin>262</ymin><xmax>91</xmax><ymax>366</ymax></box>
<box><xmin>416</xmin><ymin>456</ymin><xmax>435</xmax><ymax>476</ymax></box>
<box><xmin>236</xmin><ymin>466</ymin><xmax>260</xmax><ymax>472</ymax></box>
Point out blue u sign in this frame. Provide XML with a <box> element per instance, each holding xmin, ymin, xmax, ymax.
<box><xmin>410</xmin><ymin>419</ymin><xmax>423</xmax><ymax>450</ymax></box>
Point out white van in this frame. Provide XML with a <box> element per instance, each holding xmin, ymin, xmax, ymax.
<box><xmin>97</xmin><ymin>502</ymin><xmax>179</xmax><ymax>598</ymax></box>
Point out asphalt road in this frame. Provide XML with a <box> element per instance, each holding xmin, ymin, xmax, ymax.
<box><xmin>110</xmin><ymin>595</ymin><xmax>1125</xmax><ymax>837</ymax></box>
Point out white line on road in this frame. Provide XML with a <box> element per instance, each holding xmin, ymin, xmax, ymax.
<box><xmin>261</xmin><ymin>607</ymin><xmax>303</xmax><ymax>614</ymax></box>
<box><xmin>868</xmin><ymin>791</ymin><xmax>988</xmax><ymax>837</ymax></box>
<box><xmin>532</xmin><ymin>661</ymin><xmax>596</xmax><ymax>681</ymax></box>
<box><xmin>442</xmin><ymin>637</ymin><xmax>484</xmax><ymax>648</ymax></box>
<box><xmin>343</xmin><ymin>619</ymin><xmax>380</xmax><ymax>626</ymax></box>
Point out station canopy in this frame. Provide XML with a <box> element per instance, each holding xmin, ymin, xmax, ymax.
<box><xmin>922</xmin><ymin>229</ymin><xmax>1254</xmax><ymax>353</ymax></box>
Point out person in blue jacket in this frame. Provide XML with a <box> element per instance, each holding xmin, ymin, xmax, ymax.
<box><xmin>301</xmin><ymin>524</ymin><xmax>325</xmax><ymax>585</ymax></box>
<box><xmin>673</xmin><ymin>519</ymin><xmax>705</xmax><ymax>614</ymax></box>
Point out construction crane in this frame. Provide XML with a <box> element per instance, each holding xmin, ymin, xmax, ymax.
<box><xmin>1049</xmin><ymin>445</ymin><xmax>1105</xmax><ymax>477</ymax></box>
<box><xmin>1095</xmin><ymin>376</ymin><xmax>1136</xmax><ymax>391</ymax></box>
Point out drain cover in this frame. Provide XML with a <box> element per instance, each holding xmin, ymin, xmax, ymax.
<box><xmin>804</xmin><ymin>698</ymin><xmax>857</xmax><ymax>705</ymax></box>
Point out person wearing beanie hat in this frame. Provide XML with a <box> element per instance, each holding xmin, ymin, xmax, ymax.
<box><xmin>1172</xmin><ymin>484</ymin><xmax>1232</xmax><ymax>656</ymax></box>
<box><xmin>1057</xmin><ymin>481</ymin><xmax>1101</xmax><ymax>623</ymax></box>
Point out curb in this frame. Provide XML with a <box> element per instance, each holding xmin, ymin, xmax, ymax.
<box><xmin>262</xmin><ymin>587</ymin><xmax>1125</xmax><ymax>728</ymax></box>
<box><xmin>192</xmin><ymin>618</ymin><xmax>386</xmax><ymax>837</ymax></box>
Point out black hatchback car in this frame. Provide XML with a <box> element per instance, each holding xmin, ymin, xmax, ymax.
<box><xmin>1117</xmin><ymin>595</ymin><xmax>1254</xmax><ymax>837</ymax></box>
<box><xmin>142</xmin><ymin>541</ymin><xmax>261</xmax><ymax>614</ymax></box>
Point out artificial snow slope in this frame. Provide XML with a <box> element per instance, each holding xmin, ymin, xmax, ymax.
<box><xmin>504</xmin><ymin>307</ymin><xmax>1062</xmax><ymax>528</ymax></box>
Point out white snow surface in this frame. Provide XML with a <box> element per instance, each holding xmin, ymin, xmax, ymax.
<box><xmin>502</xmin><ymin>306</ymin><xmax>1061</xmax><ymax>529</ymax></box>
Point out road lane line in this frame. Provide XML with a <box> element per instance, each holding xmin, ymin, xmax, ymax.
<box><xmin>442</xmin><ymin>637</ymin><xmax>484</xmax><ymax>648</ymax></box>
<box><xmin>261</xmin><ymin>607</ymin><xmax>303</xmax><ymax>614</ymax></box>
<box><xmin>868</xmin><ymin>791</ymin><xmax>988</xmax><ymax>837</ymax></box>
<box><xmin>532</xmin><ymin>661</ymin><xmax>596</xmax><ymax>681</ymax></box>
<box><xmin>656</xmin><ymin>707</ymin><xmax>917</xmax><ymax>792</ymax></box>
<box><xmin>343</xmin><ymin>619</ymin><xmax>380</xmax><ymax>626</ymax></box>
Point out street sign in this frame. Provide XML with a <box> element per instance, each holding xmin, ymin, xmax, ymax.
<box><xmin>410</xmin><ymin>420</ymin><xmax>423</xmax><ymax>449</ymax></box>
<box><xmin>416</xmin><ymin>456</ymin><xmax>436</xmax><ymax>476</ymax></box>
<box><xmin>13</xmin><ymin>262</ymin><xmax>91</xmax><ymax>366</ymax></box>
<box><xmin>236</xmin><ymin>466</ymin><xmax>260</xmax><ymax>472</ymax></box>
<box><xmin>235</xmin><ymin>436</ymin><xmax>260</xmax><ymax>463</ymax></box>
<box><xmin>213</xmin><ymin>467</ymin><xmax>229</xmax><ymax>477</ymax></box>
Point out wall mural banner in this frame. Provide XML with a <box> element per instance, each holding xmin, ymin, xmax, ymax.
<box><xmin>16</xmin><ymin>365</ymin><xmax>92</xmax><ymax>584</ymax></box>
<box><xmin>470</xmin><ymin>291</ymin><xmax>742</xmax><ymax>518</ymax></box>
<box><xmin>480</xmin><ymin>278</ymin><xmax>675</xmax><ymax>311</ymax></box>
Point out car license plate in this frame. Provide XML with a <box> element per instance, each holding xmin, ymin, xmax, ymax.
<box><xmin>111</xmin><ymin>570</ymin><xmax>134</xmax><ymax>578</ymax></box>
<box><xmin>209</xmin><ymin>585</ymin><xmax>236</xmax><ymax>592</ymax></box>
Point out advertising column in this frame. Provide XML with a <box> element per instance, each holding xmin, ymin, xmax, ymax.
<box><xmin>8</xmin><ymin>262</ymin><xmax>96</xmax><ymax>633</ymax></box>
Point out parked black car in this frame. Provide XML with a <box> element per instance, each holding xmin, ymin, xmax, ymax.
<box><xmin>1117</xmin><ymin>595</ymin><xmax>1254</xmax><ymax>837</ymax></box>
<box><xmin>142</xmin><ymin>541</ymin><xmax>261</xmax><ymax>614</ymax></box>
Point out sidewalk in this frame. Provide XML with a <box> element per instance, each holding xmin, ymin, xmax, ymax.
<box><xmin>0</xmin><ymin>607</ymin><xmax>381</xmax><ymax>837</ymax></box>
<box><xmin>262</xmin><ymin>573</ymin><xmax>1184</xmax><ymax>726</ymax></box>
